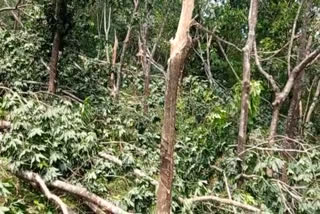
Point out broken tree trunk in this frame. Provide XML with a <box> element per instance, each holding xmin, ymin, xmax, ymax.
<box><xmin>237</xmin><ymin>0</ymin><xmax>259</xmax><ymax>158</ymax></box>
<box><xmin>156</xmin><ymin>0</ymin><xmax>194</xmax><ymax>213</ymax></box>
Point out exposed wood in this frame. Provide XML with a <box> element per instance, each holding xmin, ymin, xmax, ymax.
<box><xmin>0</xmin><ymin>120</ymin><xmax>11</xmax><ymax>130</ymax></box>
<box><xmin>85</xmin><ymin>202</ymin><xmax>107</xmax><ymax>214</ymax></box>
<box><xmin>237</xmin><ymin>0</ymin><xmax>258</xmax><ymax>157</ymax></box>
<box><xmin>156</xmin><ymin>0</ymin><xmax>194</xmax><ymax>213</ymax></box>
<box><xmin>181</xmin><ymin>196</ymin><xmax>261</xmax><ymax>213</ymax></box>
<box><xmin>16</xmin><ymin>171</ymin><xmax>69</xmax><ymax>214</ymax></box>
<box><xmin>51</xmin><ymin>180</ymin><xmax>130</xmax><ymax>214</ymax></box>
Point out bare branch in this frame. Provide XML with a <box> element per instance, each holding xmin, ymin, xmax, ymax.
<box><xmin>181</xmin><ymin>196</ymin><xmax>261</xmax><ymax>213</ymax></box>
<box><xmin>273</xmin><ymin>47</ymin><xmax>320</xmax><ymax>106</ymax></box>
<box><xmin>0</xmin><ymin>0</ymin><xmax>23</xmax><ymax>13</ymax></box>
<box><xmin>193</xmin><ymin>21</ymin><xmax>242</xmax><ymax>52</ymax></box>
<box><xmin>287</xmin><ymin>0</ymin><xmax>304</xmax><ymax>75</ymax></box>
<box><xmin>253</xmin><ymin>41</ymin><xmax>280</xmax><ymax>92</ymax></box>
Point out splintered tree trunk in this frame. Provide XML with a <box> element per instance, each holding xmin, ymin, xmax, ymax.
<box><xmin>48</xmin><ymin>0</ymin><xmax>66</xmax><ymax>93</ymax></box>
<box><xmin>156</xmin><ymin>0</ymin><xmax>194</xmax><ymax>213</ymax></box>
<box><xmin>237</xmin><ymin>0</ymin><xmax>258</xmax><ymax>158</ymax></box>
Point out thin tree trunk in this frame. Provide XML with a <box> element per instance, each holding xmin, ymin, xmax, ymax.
<box><xmin>156</xmin><ymin>0</ymin><xmax>194</xmax><ymax>213</ymax></box>
<box><xmin>306</xmin><ymin>77</ymin><xmax>320</xmax><ymax>123</ymax></box>
<box><xmin>237</xmin><ymin>0</ymin><xmax>259</xmax><ymax>158</ymax></box>
<box><xmin>140</xmin><ymin>23</ymin><xmax>151</xmax><ymax>114</ymax></box>
<box><xmin>115</xmin><ymin>0</ymin><xmax>139</xmax><ymax>99</ymax></box>
<box><xmin>48</xmin><ymin>0</ymin><xmax>66</xmax><ymax>93</ymax></box>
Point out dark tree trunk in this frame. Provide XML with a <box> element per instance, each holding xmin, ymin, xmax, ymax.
<box><xmin>282</xmin><ymin>0</ymin><xmax>312</xmax><ymax>182</ymax></box>
<box><xmin>48</xmin><ymin>0</ymin><xmax>66</xmax><ymax>93</ymax></box>
<box><xmin>156</xmin><ymin>0</ymin><xmax>194</xmax><ymax>213</ymax></box>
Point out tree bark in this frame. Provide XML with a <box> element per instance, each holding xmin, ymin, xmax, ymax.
<box><xmin>237</xmin><ymin>0</ymin><xmax>258</xmax><ymax>158</ymax></box>
<box><xmin>156</xmin><ymin>0</ymin><xmax>194</xmax><ymax>213</ymax></box>
<box><xmin>284</xmin><ymin>0</ymin><xmax>312</xmax><ymax>149</ymax></box>
<box><xmin>48</xmin><ymin>0</ymin><xmax>66</xmax><ymax>93</ymax></box>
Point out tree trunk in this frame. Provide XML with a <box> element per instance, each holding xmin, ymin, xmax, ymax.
<box><xmin>115</xmin><ymin>0</ymin><xmax>139</xmax><ymax>99</ymax></box>
<box><xmin>156</xmin><ymin>0</ymin><xmax>194</xmax><ymax>213</ymax></box>
<box><xmin>285</xmin><ymin>0</ymin><xmax>312</xmax><ymax>141</ymax></box>
<box><xmin>282</xmin><ymin>0</ymin><xmax>312</xmax><ymax>182</ymax></box>
<box><xmin>48</xmin><ymin>0</ymin><xmax>66</xmax><ymax>93</ymax></box>
<box><xmin>305</xmin><ymin>77</ymin><xmax>320</xmax><ymax>123</ymax></box>
<box><xmin>237</xmin><ymin>0</ymin><xmax>259</xmax><ymax>158</ymax></box>
<box><xmin>140</xmin><ymin>23</ymin><xmax>151</xmax><ymax>114</ymax></box>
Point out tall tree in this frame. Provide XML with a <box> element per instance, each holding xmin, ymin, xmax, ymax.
<box><xmin>156</xmin><ymin>0</ymin><xmax>194</xmax><ymax>213</ymax></box>
<box><xmin>236</xmin><ymin>0</ymin><xmax>258</xmax><ymax>157</ymax></box>
<box><xmin>48</xmin><ymin>0</ymin><xmax>67</xmax><ymax>93</ymax></box>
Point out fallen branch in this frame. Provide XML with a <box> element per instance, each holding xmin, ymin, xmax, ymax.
<box><xmin>16</xmin><ymin>171</ymin><xmax>69</xmax><ymax>214</ymax></box>
<box><xmin>8</xmin><ymin>167</ymin><xmax>130</xmax><ymax>214</ymax></box>
<box><xmin>181</xmin><ymin>196</ymin><xmax>261</xmax><ymax>213</ymax></box>
<box><xmin>85</xmin><ymin>201</ymin><xmax>107</xmax><ymax>214</ymax></box>
<box><xmin>50</xmin><ymin>180</ymin><xmax>131</xmax><ymax>214</ymax></box>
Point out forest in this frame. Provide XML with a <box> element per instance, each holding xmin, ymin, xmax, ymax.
<box><xmin>0</xmin><ymin>0</ymin><xmax>320</xmax><ymax>213</ymax></box>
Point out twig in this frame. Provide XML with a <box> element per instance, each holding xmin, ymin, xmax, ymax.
<box><xmin>193</xmin><ymin>21</ymin><xmax>242</xmax><ymax>52</ymax></box>
<box><xmin>0</xmin><ymin>0</ymin><xmax>23</xmax><ymax>12</ymax></box>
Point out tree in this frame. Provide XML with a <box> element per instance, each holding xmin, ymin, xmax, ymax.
<box><xmin>236</xmin><ymin>0</ymin><xmax>258</xmax><ymax>158</ymax></box>
<box><xmin>156</xmin><ymin>0</ymin><xmax>194</xmax><ymax>213</ymax></box>
<box><xmin>48</xmin><ymin>0</ymin><xmax>67</xmax><ymax>93</ymax></box>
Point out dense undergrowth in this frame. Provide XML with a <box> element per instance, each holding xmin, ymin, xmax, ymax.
<box><xmin>1</xmin><ymin>0</ymin><xmax>320</xmax><ymax>213</ymax></box>
<box><xmin>1</xmin><ymin>69</ymin><xmax>320</xmax><ymax>213</ymax></box>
